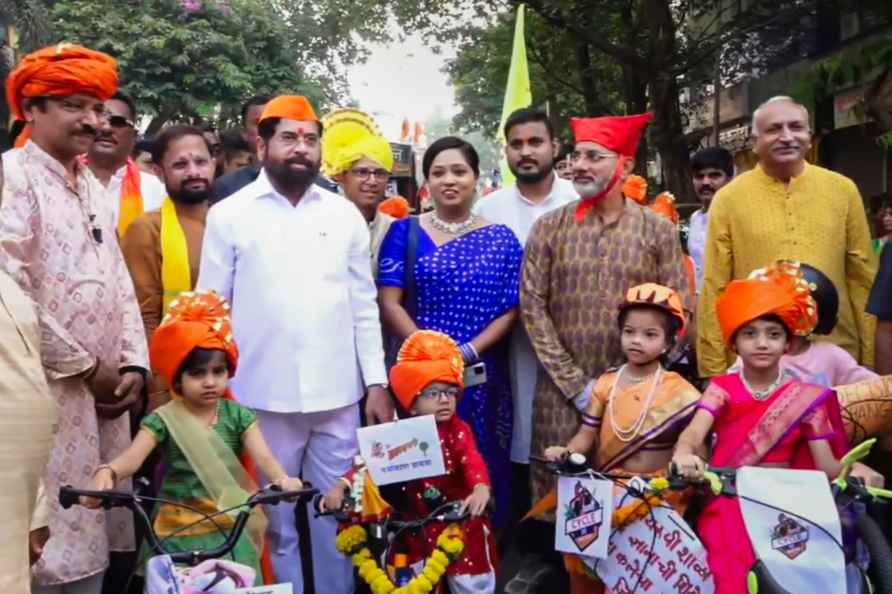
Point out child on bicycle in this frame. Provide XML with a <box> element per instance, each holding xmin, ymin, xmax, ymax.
<box><xmin>83</xmin><ymin>290</ymin><xmax>303</xmax><ymax>582</ymax></box>
<box><xmin>672</xmin><ymin>262</ymin><xmax>850</xmax><ymax>594</ymax></box>
<box><xmin>542</xmin><ymin>283</ymin><xmax>702</xmax><ymax>592</ymax></box>
<box><xmin>325</xmin><ymin>330</ymin><xmax>496</xmax><ymax>594</ymax></box>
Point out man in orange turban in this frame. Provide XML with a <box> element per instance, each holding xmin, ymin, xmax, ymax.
<box><xmin>520</xmin><ymin>113</ymin><xmax>691</xmax><ymax>507</ymax></box>
<box><xmin>1</xmin><ymin>44</ymin><xmax>149</xmax><ymax>594</ymax></box>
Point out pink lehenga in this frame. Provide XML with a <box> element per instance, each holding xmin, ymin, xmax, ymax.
<box><xmin>696</xmin><ymin>373</ymin><xmax>849</xmax><ymax>594</ymax></box>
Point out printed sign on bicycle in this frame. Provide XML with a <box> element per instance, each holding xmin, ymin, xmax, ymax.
<box><xmin>356</xmin><ymin>415</ymin><xmax>446</xmax><ymax>485</ymax></box>
<box><xmin>587</xmin><ymin>500</ymin><xmax>714</xmax><ymax>594</ymax></box>
<box><xmin>555</xmin><ymin>476</ymin><xmax>613</xmax><ymax>558</ymax></box>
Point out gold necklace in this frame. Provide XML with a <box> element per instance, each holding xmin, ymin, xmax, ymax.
<box><xmin>741</xmin><ymin>371</ymin><xmax>785</xmax><ymax>401</ymax></box>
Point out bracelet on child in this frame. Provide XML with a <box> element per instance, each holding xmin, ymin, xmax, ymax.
<box><xmin>94</xmin><ymin>464</ymin><xmax>117</xmax><ymax>484</ymax></box>
<box><xmin>459</xmin><ymin>343</ymin><xmax>479</xmax><ymax>364</ymax></box>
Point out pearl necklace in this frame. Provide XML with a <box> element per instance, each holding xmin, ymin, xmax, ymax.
<box><xmin>607</xmin><ymin>364</ymin><xmax>663</xmax><ymax>443</ymax></box>
<box><xmin>429</xmin><ymin>212</ymin><xmax>477</xmax><ymax>236</ymax></box>
<box><xmin>741</xmin><ymin>371</ymin><xmax>785</xmax><ymax>401</ymax></box>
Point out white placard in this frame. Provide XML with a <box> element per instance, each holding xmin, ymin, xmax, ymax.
<box><xmin>737</xmin><ymin>466</ymin><xmax>845</xmax><ymax>594</ymax></box>
<box><xmin>555</xmin><ymin>476</ymin><xmax>613</xmax><ymax>559</ymax></box>
<box><xmin>588</xmin><ymin>495</ymin><xmax>714</xmax><ymax>594</ymax></box>
<box><xmin>236</xmin><ymin>586</ymin><xmax>293</xmax><ymax>594</ymax></box>
<box><xmin>356</xmin><ymin>415</ymin><xmax>446</xmax><ymax>485</ymax></box>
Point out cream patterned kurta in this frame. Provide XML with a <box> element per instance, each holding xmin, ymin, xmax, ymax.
<box><xmin>0</xmin><ymin>141</ymin><xmax>149</xmax><ymax>585</ymax></box>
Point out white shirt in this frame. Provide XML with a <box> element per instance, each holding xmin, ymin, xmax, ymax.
<box><xmin>107</xmin><ymin>165</ymin><xmax>166</xmax><ymax>222</ymax></box>
<box><xmin>474</xmin><ymin>174</ymin><xmax>578</xmax><ymax>463</ymax></box>
<box><xmin>197</xmin><ymin>169</ymin><xmax>387</xmax><ymax>413</ymax></box>
<box><xmin>474</xmin><ymin>174</ymin><xmax>578</xmax><ymax>244</ymax></box>
<box><xmin>688</xmin><ymin>208</ymin><xmax>709</xmax><ymax>293</ymax></box>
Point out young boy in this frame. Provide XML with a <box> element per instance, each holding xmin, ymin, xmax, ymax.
<box><xmin>325</xmin><ymin>330</ymin><xmax>496</xmax><ymax>594</ymax></box>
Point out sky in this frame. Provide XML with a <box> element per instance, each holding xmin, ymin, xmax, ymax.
<box><xmin>345</xmin><ymin>35</ymin><xmax>458</xmax><ymax>141</ymax></box>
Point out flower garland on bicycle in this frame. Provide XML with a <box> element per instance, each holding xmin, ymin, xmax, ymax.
<box><xmin>327</xmin><ymin>330</ymin><xmax>497</xmax><ymax>594</ymax></box>
<box><xmin>672</xmin><ymin>262</ymin><xmax>850</xmax><ymax>594</ymax></box>
<box><xmin>541</xmin><ymin>283</ymin><xmax>703</xmax><ymax>593</ymax></box>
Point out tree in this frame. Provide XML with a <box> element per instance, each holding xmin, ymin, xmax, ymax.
<box><xmin>49</xmin><ymin>0</ymin><xmax>325</xmax><ymax>132</ymax></box>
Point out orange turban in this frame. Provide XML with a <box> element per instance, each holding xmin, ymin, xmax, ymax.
<box><xmin>619</xmin><ymin>283</ymin><xmax>687</xmax><ymax>336</ymax></box>
<box><xmin>259</xmin><ymin>95</ymin><xmax>318</xmax><ymax>124</ymax></box>
<box><xmin>378</xmin><ymin>195</ymin><xmax>410</xmax><ymax>219</ymax></box>
<box><xmin>5</xmin><ymin>43</ymin><xmax>118</xmax><ymax>122</ymax></box>
<box><xmin>389</xmin><ymin>330</ymin><xmax>464</xmax><ymax>410</ymax></box>
<box><xmin>621</xmin><ymin>174</ymin><xmax>648</xmax><ymax>205</ymax></box>
<box><xmin>650</xmin><ymin>191</ymin><xmax>679</xmax><ymax>225</ymax></box>
<box><xmin>716</xmin><ymin>261</ymin><xmax>818</xmax><ymax>345</ymax></box>
<box><xmin>149</xmin><ymin>290</ymin><xmax>239</xmax><ymax>388</ymax></box>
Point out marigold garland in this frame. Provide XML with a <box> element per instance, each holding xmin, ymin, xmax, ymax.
<box><xmin>335</xmin><ymin>523</ymin><xmax>465</xmax><ymax>594</ymax></box>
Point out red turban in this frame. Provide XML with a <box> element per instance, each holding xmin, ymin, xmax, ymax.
<box><xmin>259</xmin><ymin>95</ymin><xmax>318</xmax><ymax>124</ymax></box>
<box><xmin>716</xmin><ymin>261</ymin><xmax>818</xmax><ymax>345</ymax></box>
<box><xmin>389</xmin><ymin>330</ymin><xmax>464</xmax><ymax>411</ymax></box>
<box><xmin>149</xmin><ymin>290</ymin><xmax>239</xmax><ymax>389</ymax></box>
<box><xmin>570</xmin><ymin>113</ymin><xmax>652</xmax><ymax>157</ymax></box>
<box><xmin>5</xmin><ymin>43</ymin><xmax>118</xmax><ymax>122</ymax></box>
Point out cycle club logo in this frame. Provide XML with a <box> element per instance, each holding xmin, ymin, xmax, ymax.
<box><xmin>564</xmin><ymin>480</ymin><xmax>605</xmax><ymax>552</ymax></box>
<box><xmin>770</xmin><ymin>513</ymin><xmax>809</xmax><ymax>560</ymax></box>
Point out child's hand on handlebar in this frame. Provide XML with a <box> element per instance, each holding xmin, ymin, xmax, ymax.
<box><xmin>273</xmin><ymin>476</ymin><xmax>304</xmax><ymax>499</ymax></box>
<box><xmin>460</xmin><ymin>484</ymin><xmax>491</xmax><ymax>517</ymax></box>
<box><xmin>81</xmin><ymin>467</ymin><xmax>115</xmax><ymax>508</ymax></box>
<box><xmin>850</xmin><ymin>462</ymin><xmax>885</xmax><ymax>487</ymax></box>
<box><xmin>544</xmin><ymin>446</ymin><xmax>570</xmax><ymax>462</ymax></box>
<box><xmin>671</xmin><ymin>453</ymin><xmax>706</xmax><ymax>480</ymax></box>
<box><xmin>322</xmin><ymin>484</ymin><xmax>346</xmax><ymax>512</ymax></box>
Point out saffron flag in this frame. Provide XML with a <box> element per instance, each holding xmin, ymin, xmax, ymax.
<box><xmin>498</xmin><ymin>4</ymin><xmax>532</xmax><ymax>186</ymax></box>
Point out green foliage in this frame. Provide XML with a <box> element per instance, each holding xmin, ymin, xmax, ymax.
<box><xmin>50</xmin><ymin>0</ymin><xmax>324</xmax><ymax>128</ymax></box>
<box><xmin>793</xmin><ymin>38</ymin><xmax>892</xmax><ymax>107</ymax></box>
<box><xmin>0</xmin><ymin>0</ymin><xmax>53</xmax><ymax>51</ymax></box>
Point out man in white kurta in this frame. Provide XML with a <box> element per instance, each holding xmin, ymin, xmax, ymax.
<box><xmin>198</xmin><ymin>95</ymin><xmax>388</xmax><ymax>593</ymax></box>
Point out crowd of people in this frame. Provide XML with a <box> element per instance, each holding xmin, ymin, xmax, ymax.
<box><xmin>2</xmin><ymin>41</ymin><xmax>892</xmax><ymax>594</ymax></box>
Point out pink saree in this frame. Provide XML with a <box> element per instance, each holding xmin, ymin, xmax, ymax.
<box><xmin>696</xmin><ymin>373</ymin><xmax>849</xmax><ymax>594</ymax></box>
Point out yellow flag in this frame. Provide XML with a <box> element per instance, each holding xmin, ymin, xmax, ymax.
<box><xmin>498</xmin><ymin>4</ymin><xmax>532</xmax><ymax>186</ymax></box>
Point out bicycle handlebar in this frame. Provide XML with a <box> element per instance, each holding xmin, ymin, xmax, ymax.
<box><xmin>59</xmin><ymin>484</ymin><xmax>318</xmax><ymax>565</ymax></box>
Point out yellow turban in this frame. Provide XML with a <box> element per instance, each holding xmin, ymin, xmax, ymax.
<box><xmin>321</xmin><ymin>108</ymin><xmax>394</xmax><ymax>176</ymax></box>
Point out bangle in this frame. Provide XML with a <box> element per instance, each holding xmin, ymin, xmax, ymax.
<box><xmin>459</xmin><ymin>343</ymin><xmax>479</xmax><ymax>364</ymax></box>
<box><xmin>94</xmin><ymin>464</ymin><xmax>117</xmax><ymax>484</ymax></box>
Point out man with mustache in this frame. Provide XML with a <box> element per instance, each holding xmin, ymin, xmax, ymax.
<box><xmin>86</xmin><ymin>91</ymin><xmax>166</xmax><ymax>236</ymax></box>
<box><xmin>520</xmin><ymin>113</ymin><xmax>690</xmax><ymax>515</ymax></box>
<box><xmin>121</xmin><ymin>125</ymin><xmax>214</xmax><ymax>363</ymax></box>
<box><xmin>1</xmin><ymin>44</ymin><xmax>148</xmax><ymax>594</ymax></box>
<box><xmin>687</xmin><ymin>147</ymin><xmax>734</xmax><ymax>293</ymax></box>
<box><xmin>698</xmin><ymin>96</ymin><xmax>876</xmax><ymax>377</ymax></box>
<box><xmin>474</xmin><ymin>108</ymin><xmax>577</xmax><ymax>535</ymax></box>
<box><xmin>198</xmin><ymin>96</ymin><xmax>388</xmax><ymax>594</ymax></box>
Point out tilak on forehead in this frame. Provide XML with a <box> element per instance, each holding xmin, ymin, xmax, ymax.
<box><xmin>570</xmin><ymin>112</ymin><xmax>652</xmax><ymax>224</ymax></box>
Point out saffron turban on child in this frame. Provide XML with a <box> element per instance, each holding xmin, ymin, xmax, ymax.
<box><xmin>389</xmin><ymin>330</ymin><xmax>464</xmax><ymax>410</ymax></box>
<box><xmin>378</xmin><ymin>195</ymin><xmax>410</xmax><ymax>219</ymax></box>
<box><xmin>5</xmin><ymin>43</ymin><xmax>118</xmax><ymax>122</ymax></box>
<box><xmin>149</xmin><ymin>290</ymin><xmax>239</xmax><ymax>387</ymax></box>
<box><xmin>716</xmin><ymin>261</ymin><xmax>818</xmax><ymax>345</ymax></box>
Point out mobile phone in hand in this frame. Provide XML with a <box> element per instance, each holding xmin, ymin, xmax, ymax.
<box><xmin>463</xmin><ymin>362</ymin><xmax>487</xmax><ymax>387</ymax></box>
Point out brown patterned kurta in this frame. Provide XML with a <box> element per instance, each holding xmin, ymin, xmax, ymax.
<box><xmin>521</xmin><ymin>199</ymin><xmax>691</xmax><ymax>502</ymax></box>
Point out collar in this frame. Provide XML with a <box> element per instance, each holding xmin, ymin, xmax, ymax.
<box><xmin>514</xmin><ymin>172</ymin><xmax>560</xmax><ymax>206</ymax></box>
<box><xmin>23</xmin><ymin>139</ymin><xmax>87</xmax><ymax>185</ymax></box>
<box><xmin>754</xmin><ymin>161</ymin><xmax>810</xmax><ymax>186</ymax></box>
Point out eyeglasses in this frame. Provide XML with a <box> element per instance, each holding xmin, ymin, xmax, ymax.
<box><xmin>417</xmin><ymin>387</ymin><xmax>461</xmax><ymax>401</ymax></box>
<box><xmin>569</xmin><ymin>149</ymin><xmax>617</xmax><ymax>164</ymax></box>
<box><xmin>350</xmin><ymin>167</ymin><xmax>390</xmax><ymax>181</ymax></box>
<box><xmin>103</xmin><ymin>114</ymin><xmax>135</xmax><ymax>129</ymax></box>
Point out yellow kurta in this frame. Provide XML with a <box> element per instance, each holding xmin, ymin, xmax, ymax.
<box><xmin>698</xmin><ymin>162</ymin><xmax>876</xmax><ymax>377</ymax></box>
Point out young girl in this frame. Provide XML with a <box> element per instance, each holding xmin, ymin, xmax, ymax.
<box><xmin>672</xmin><ymin>262</ymin><xmax>849</xmax><ymax>594</ymax></box>
<box><xmin>84</xmin><ymin>291</ymin><xmax>302</xmax><ymax>581</ymax></box>
<box><xmin>326</xmin><ymin>330</ymin><xmax>495</xmax><ymax>594</ymax></box>
<box><xmin>543</xmin><ymin>283</ymin><xmax>701</xmax><ymax>592</ymax></box>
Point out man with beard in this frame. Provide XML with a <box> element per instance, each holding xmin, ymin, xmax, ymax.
<box><xmin>474</xmin><ymin>108</ymin><xmax>576</xmax><ymax>529</ymax></box>
<box><xmin>520</xmin><ymin>113</ymin><xmax>690</xmax><ymax>518</ymax></box>
<box><xmin>121</xmin><ymin>125</ymin><xmax>214</xmax><ymax>349</ymax></box>
<box><xmin>198</xmin><ymin>96</ymin><xmax>388</xmax><ymax>594</ymax></box>
<box><xmin>687</xmin><ymin>147</ymin><xmax>734</xmax><ymax>293</ymax></box>
<box><xmin>1</xmin><ymin>44</ymin><xmax>147</xmax><ymax>594</ymax></box>
<box><xmin>87</xmin><ymin>92</ymin><xmax>167</xmax><ymax>237</ymax></box>
<box><xmin>698</xmin><ymin>96</ymin><xmax>876</xmax><ymax>376</ymax></box>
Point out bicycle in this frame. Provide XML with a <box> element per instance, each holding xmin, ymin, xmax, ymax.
<box><xmin>528</xmin><ymin>453</ymin><xmax>714</xmax><ymax>594</ymax></box>
<box><xmin>315</xmin><ymin>491</ymin><xmax>487</xmax><ymax>593</ymax></box>
<box><xmin>668</xmin><ymin>438</ymin><xmax>892</xmax><ymax>594</ymax></box>
<box><xmin>59</xmin><ymin>482</ymin><xmax>318</xmax><ymax>593</ymax></box>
